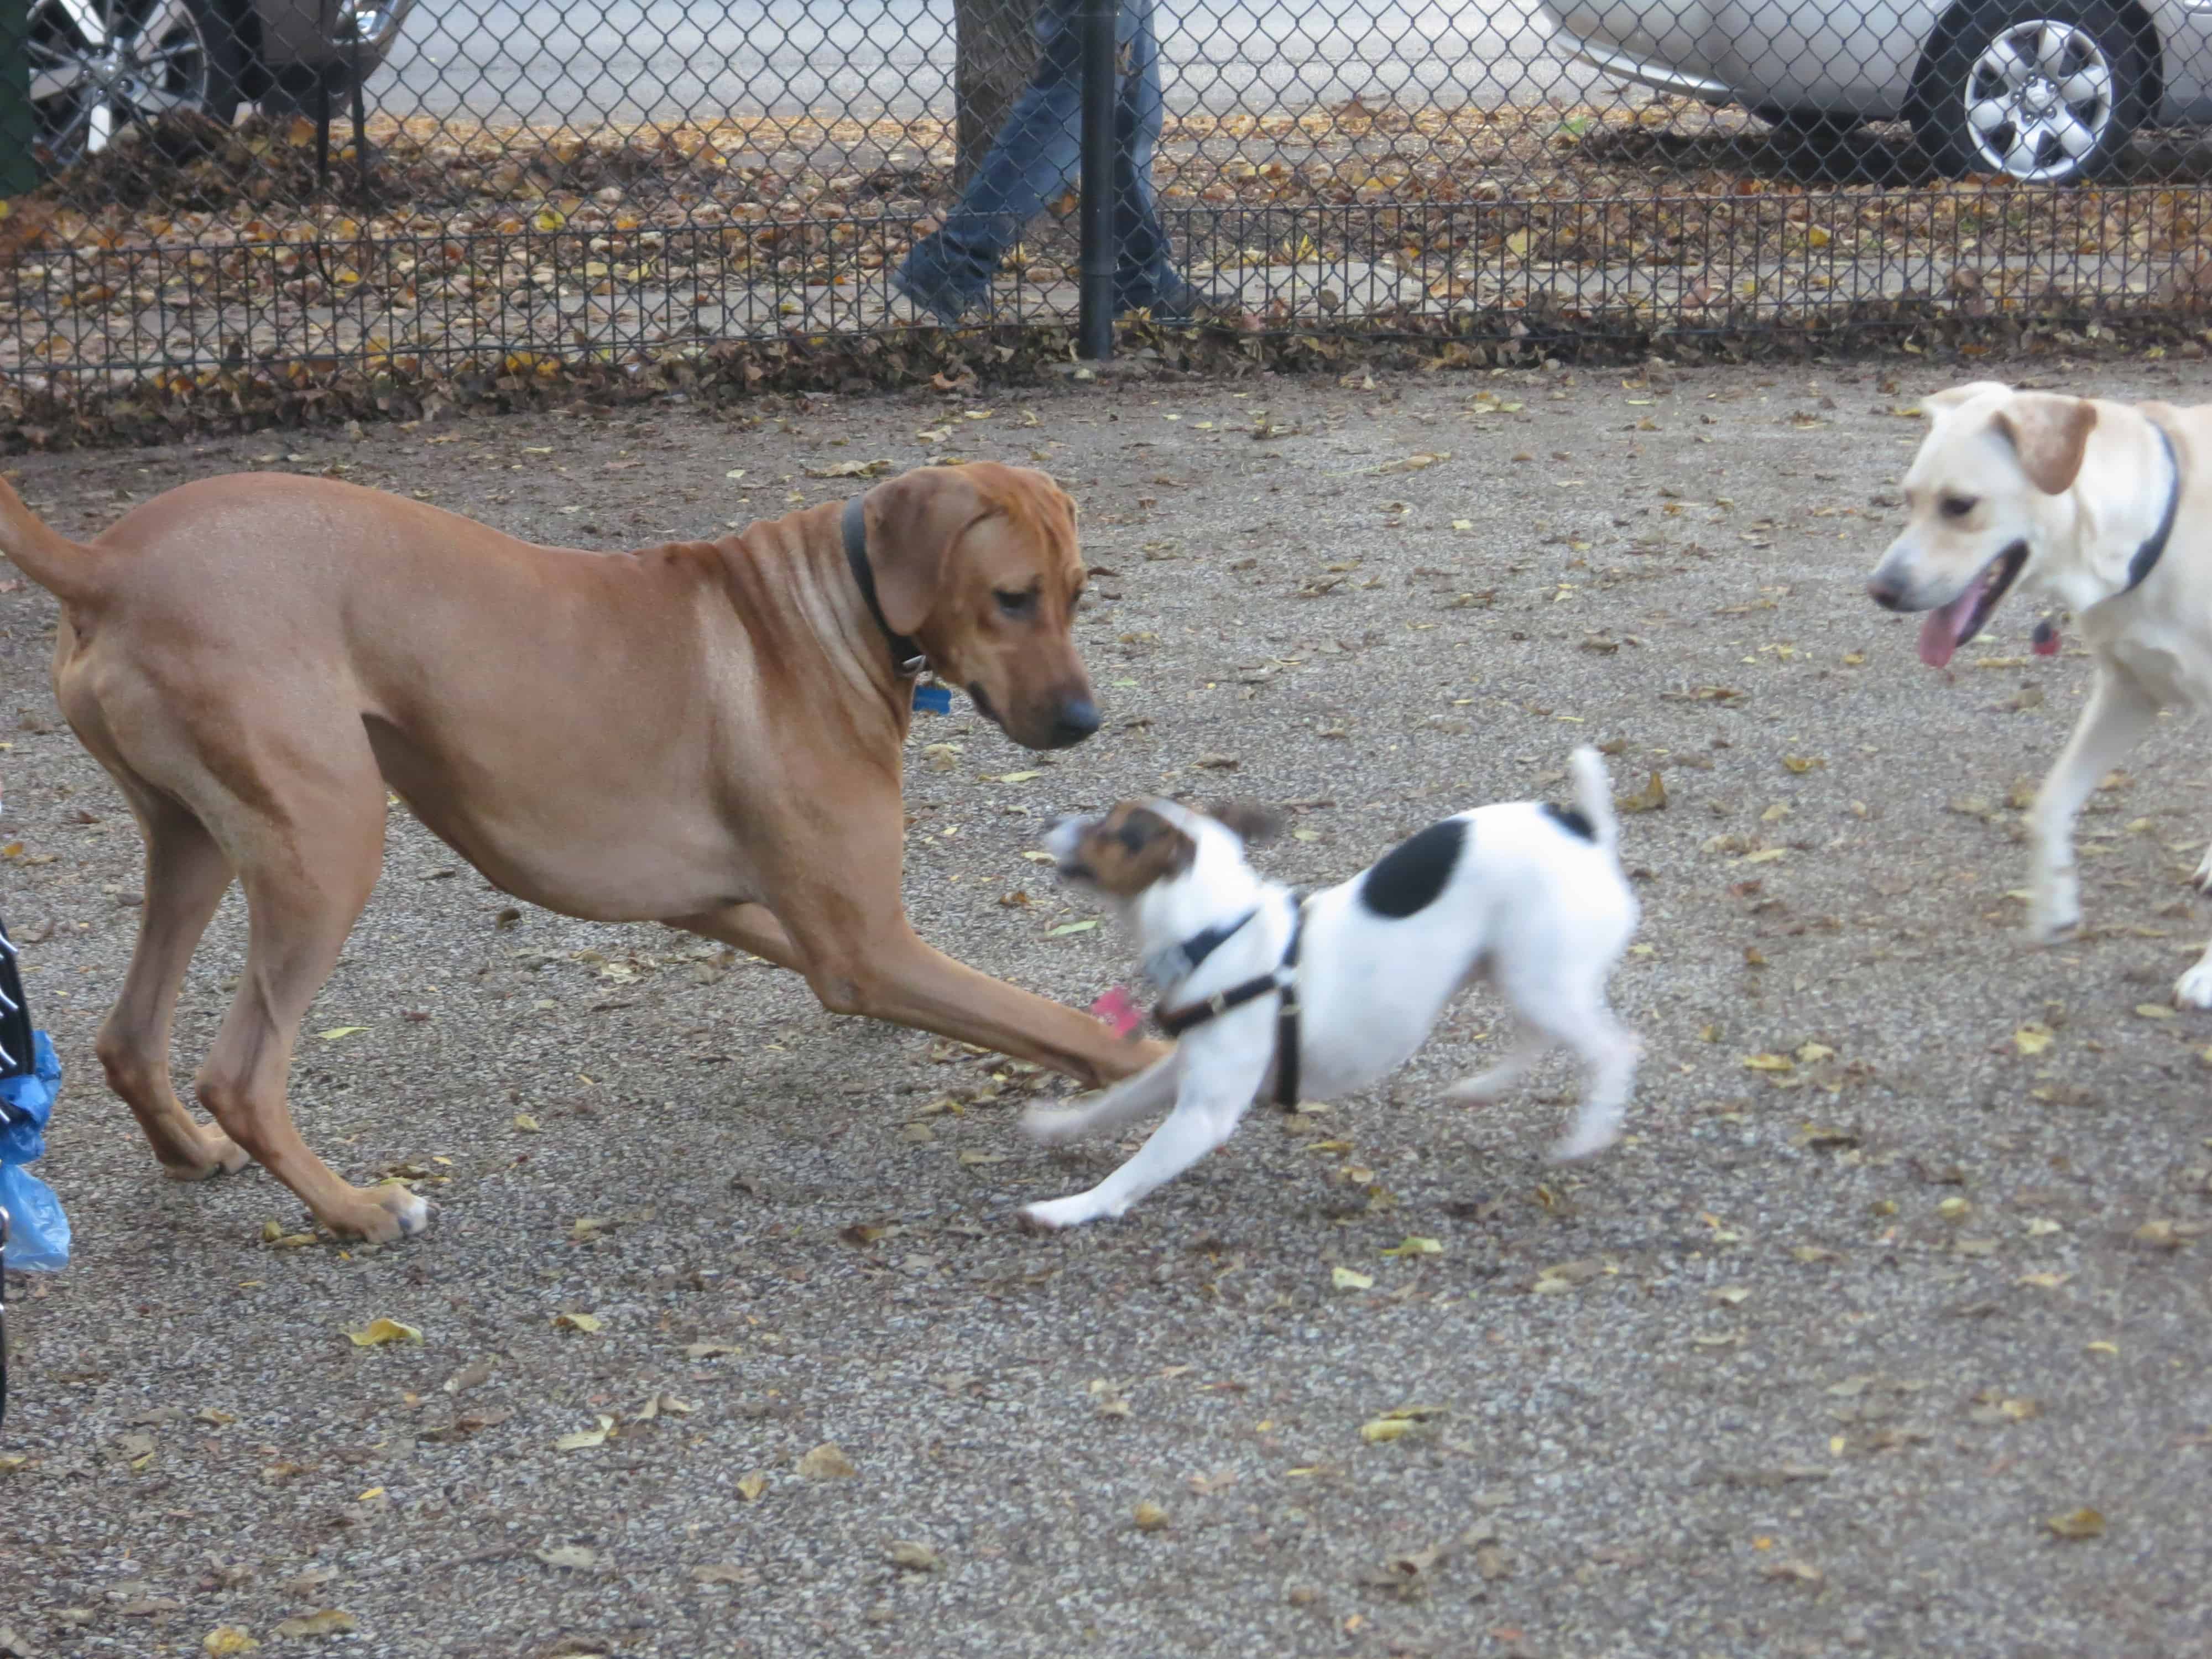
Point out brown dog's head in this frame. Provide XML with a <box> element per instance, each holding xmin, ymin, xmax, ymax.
<box><xmin>859</xmin><ymin>462</ymin><xmax>1097</xmax><ymax>749</ymax></box>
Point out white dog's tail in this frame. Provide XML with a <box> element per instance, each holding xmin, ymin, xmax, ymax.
<box><xmin>1568</xmin><ymin>745</ymin><xmax>1619</xmax><ymax>855</ymax></box>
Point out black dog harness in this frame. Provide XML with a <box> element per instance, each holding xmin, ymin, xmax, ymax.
<box><xmin>1154</xmin><ymin>893</ymin><xmax>1308</xmax><ymax>1109</ymax></box>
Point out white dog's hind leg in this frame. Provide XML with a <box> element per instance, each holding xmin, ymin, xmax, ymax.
<box><xmin>1021</xmin><ymin>1050</ymin><xmax>1182</xmax><ymax>1147</ymax></box>
<box><xmin>1550</xmin><ymin>1010</ymin><xmax>1641</xmax><ymax>1162</ymax></box>
<box><xmin>1019</xmin><ymin>1082</ymin><xmax>1253</xmax><ymax>1230</ymax></box>
<box><xmin>2176</xmin><ymin>940</ymin><xmax>2212</xmax><ymax>1010</ymax></box>
<box><xmin>1442</xmin><ymin>1036</ymin><xmax>1547</xmax><ymax>1105</ymax></box>
<box><xmin>2029</xmin><ymin>672</ymin><xmax>2158</xmax><ymax>942</ymax></box>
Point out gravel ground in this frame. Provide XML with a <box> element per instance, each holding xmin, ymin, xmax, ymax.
<box><xmin>3</xmin><ymin>357</ymin><xmax>2211</xmax><ymax>1659</ymax></box>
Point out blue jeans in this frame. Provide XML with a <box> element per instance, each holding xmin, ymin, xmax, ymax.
<box><xmin>898</xmin><ymin>0</ymin><xmax>1181</xmax><ymax>320</ymax></box>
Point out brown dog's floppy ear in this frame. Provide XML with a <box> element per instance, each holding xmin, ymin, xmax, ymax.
<box><xmin>1207</xmin><ymin>800</ymin><xmax>1284</xmax><ymax>846</ymax></box>
<box><xmin>1993</xmin><ymin>394</ymin><xmax>2098</xmax><ymax>497</ymax></box>
<box><xmin>860</xmin><ymin>466</ymin><xmax>989</xmax><ymax>636</ymax></box>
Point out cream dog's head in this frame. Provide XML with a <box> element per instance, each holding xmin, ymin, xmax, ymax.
<box><xmin>1864</xmin><ymin>380</ymin><xmax>2154</xmax><ymax>668</ymax></box>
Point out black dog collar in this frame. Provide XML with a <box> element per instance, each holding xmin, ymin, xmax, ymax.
<box><xmin>842</xmin><ymin>495</ymin><xmax>927</xmax><ymax>678</ymax></box>
<box><xmin>2122</xmin><ymin>422</ymin><xmax>2182</xmax><ymax>596</ymax></box>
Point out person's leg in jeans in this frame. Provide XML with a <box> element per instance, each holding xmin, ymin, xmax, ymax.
<box><xmin>897</xmin><ymin>0</ymin><xmax>1086</xmax><ymax>322</ymax></box>
<box><xmin>899</xmin><ymin>0</ymin><xmax>1222</xmax><ymax>322</ymax></box>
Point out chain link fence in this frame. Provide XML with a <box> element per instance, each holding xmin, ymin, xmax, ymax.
<box><xmin>6</xmin><ymin>0</ymin><xmax>2212</xmax><ymax>416</ymax></box>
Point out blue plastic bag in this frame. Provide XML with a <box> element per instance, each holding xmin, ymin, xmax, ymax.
<box><xmin>0</xmin><ymin>1031</ymin><xmax>70</xmax><ymax>1272</ymax></box>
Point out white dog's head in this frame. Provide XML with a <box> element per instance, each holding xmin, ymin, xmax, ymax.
<box><xmin>1866</xmin><ymin>380</ymin><xmax>2127</xmax><ymax>668</ymax></box>
<box><xmin>1044</xmin><ymin>800</ymin><xmax>1281</xmax><ymax>944</ymax></box>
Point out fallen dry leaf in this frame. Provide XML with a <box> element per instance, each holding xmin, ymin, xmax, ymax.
<box><xmin>554</xmin><ymin>1415</ymin><xmax>616</xmax><ymax>1452</ymax></box>
<box><xmin>797</xmin><ymin>1442</ymin><xmax>857</xmax><ymax>1479</ymax></box>
<box><xmin>1133</xmin><ymin>1500</ymin><xmax>1171</xmax><ymax>1531</ymax></box>
<box><xmin>1332</xmin><ymin>1266</ymin><xmax>1375</xmax><ymax>1291</ymax></box>
<box><xmin>272</xmin><ymin>1610</ymin><xmax>356</xmax><ymax>1639</ymax></box>
<box><xmin>343</xmin><ymin>1318</ymin><xmax>422</xmax><ymax>1348</ymax></box>
<box><xmin>736</xmin><ymin>1470</ymin><xmax>770</xmax><ymax>1501</ymax></box>
<box><xmin>1616</xmin><ymin>771</ymin><xmax>1667</xmax><ymax>813</ymax></box>
<box><xmin>535</xmin><ymin>1545</ymin><xmax>597</xmax><ymax>1570</ymax></box>
<box><xmin>889</xmin><ymin>1540</ymin><xmax>941</xmax><ymax>1571</ymax></box>
<box><xmin>2046</xmin><ymin>1507</ymin><xmax>2106</xmax><ymax>1540</ymax></box>
<box><xmin>553</xmin><ymin>1311</ymin><xmax>603</xmax><ymax>1333</ymax></box>
<box><xmin>204</xmin><ymin>1629</ymin><xmax>259</xmax><ymax>1656</ymax></box>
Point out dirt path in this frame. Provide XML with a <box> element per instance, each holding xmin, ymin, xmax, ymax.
<box><xmin>2</xmin><ymin>356</ymin><xmax>2208</xmax><ymax>1658</ymax></box>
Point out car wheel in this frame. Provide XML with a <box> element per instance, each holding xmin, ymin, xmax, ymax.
<box><xmin>29</xmin><ymin>0</ymin><xmax>247</xmax><ymax>172</ymax></box>
<box><xmin>1912</xmin><ymin>0</ymin><xmax>2150</xmax><ymax>183</ymax></box>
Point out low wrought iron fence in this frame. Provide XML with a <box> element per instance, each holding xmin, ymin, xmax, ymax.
<box><xmin>6</xmin><ymin>0</ymin><xmax>2212</xmax><ymax>420</ymax></box>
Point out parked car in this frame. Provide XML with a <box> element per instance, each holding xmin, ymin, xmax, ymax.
<box><xmin>29</xmin><ymin>0</ymin><xmax>413</xmax><ymax>171</ymax></box>
<box><xmin>1540</xmin><ymin>0</ymin><xmax>2205</xmax><ymax>183</ymax></box>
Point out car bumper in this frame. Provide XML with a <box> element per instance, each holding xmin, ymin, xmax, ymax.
<box><xmin>1542</xmin><ymin>20</ymin><xmax>1736</xmax><ymax>103</ymax></box>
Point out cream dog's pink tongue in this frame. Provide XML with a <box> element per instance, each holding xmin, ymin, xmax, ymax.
<box><xmin>1918</xmin><ymin>587</ymin><xmax>1979</xmax><ymax>669</ymax></box>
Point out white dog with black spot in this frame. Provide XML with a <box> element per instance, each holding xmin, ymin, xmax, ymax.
<box><xmin>1018</xmin><ymin>747</ymin><xmax>1643</xmax><ymax>1229</ymax></box>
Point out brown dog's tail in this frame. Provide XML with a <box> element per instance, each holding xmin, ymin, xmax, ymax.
<box><xmin>0</xmin><ymin>474</ymin><xmax>99</xmax><ymax>603</ymax></box>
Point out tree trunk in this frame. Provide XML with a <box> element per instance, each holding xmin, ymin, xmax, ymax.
<box><xmin>952</xmin><ymin>0</ymin><xmax>1039</xmax><ymax>186</ymax></box>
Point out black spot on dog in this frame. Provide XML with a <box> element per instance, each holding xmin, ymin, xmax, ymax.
<box><xmin>1543</xmin><ymin>803</ymin><xmax>1595</xmax><ymax>842</ymax></box>
<box><xmin>1359</xmin><ymin>817</ymin><xmax>1467</xmax><ymax>919</ymax></box>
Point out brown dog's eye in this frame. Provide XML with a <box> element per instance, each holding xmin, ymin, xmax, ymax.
<box><xmin>994</xmin><ymin>588</ymin><xmax>1038</xmax><ymax>619</ymax></box>
<box><xmin>1939</xmin><ymin>495</ymin><xmax>1978</xmax><ymax>520</ymax></box>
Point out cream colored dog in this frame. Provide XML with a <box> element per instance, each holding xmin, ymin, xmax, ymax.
<box><xmin>1865</xmin><ymin>380</ymin><xmax>2212</xmax><ymax>1004</ymax></box>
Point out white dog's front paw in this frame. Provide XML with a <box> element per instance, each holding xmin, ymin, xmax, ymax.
<box><xmin>1548</xmin><ymin>1117</ymin><xmax>1621</xmax><ymax>1164</ymax></box>
<box><xmin>1017</xmin><ymin>1193</ymin><xmax>1105</xmax><ymax>1232</ymax></box>
<box><xmin>2028</xmin><ymin>869</ymin><xmax>2081</xmax><ymax>943</ymax></box>
<box><xmin>1021</xmin><ymin>1100</ymin><xmax>1096</xmax><ymax>1148</ymax></box>
<box><xmin>2175</xmin><ymin>959</ymin><xmax>2212</xmax><ymax>1010</ymax></box>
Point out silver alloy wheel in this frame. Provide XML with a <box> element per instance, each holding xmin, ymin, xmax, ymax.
<box><xmin>1963</xmin><ymin>18</ymin><xmax>2115</xmax><ymax>180</ymax></box>
<box><xmin>29</xmin><ymin>0</ymin><xmax>216</xmax><ymax>164</ymax></box>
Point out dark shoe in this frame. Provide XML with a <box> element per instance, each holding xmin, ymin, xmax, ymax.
<box><xmin>892</xmin><ymin>267</ymin><xmax>976</xmax><ymax>326</ymax></box>
<box><xmin>1121</xmin><ymin>278</ymin><xmax>1239</xmax><ymax>324</ymax></box>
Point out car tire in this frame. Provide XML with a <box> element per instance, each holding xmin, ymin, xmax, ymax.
<box><xmin>1911</xmin><ymin>0</ymin><xmax>2151</xmax><ymax>184</ymax></box>
<box><xmin>30</xmin><ymin>0</ymin><xmax>248</xmax><ymax>173</ymax></box>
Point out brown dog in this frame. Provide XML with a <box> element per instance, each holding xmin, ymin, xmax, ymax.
<box><xmin>0</xmin><ymin>460</ymin><xmax>1161</xmax><ymax>1241</ymax></box>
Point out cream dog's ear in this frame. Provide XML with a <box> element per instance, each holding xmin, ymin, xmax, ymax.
<box><xmin>1924</xmin><ymin>380</ymin><xmax>2012</xmax><ymax>416</ymax></box>
<box><xmin>1993</xmin><ymin>393</ymin><xmax>2098</xmax><ymax>496</ymax></box>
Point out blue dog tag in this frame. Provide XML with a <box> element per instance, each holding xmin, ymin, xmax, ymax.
<box><xmin>912</xmin><ymin>682</ymin><xmax>953</xmax><ymax>714</ymax></box>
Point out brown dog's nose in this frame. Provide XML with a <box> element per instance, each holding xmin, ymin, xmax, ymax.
<box><xmin>1047</xmin><ymin>696</ymin><xmax>1100</xmax><ymax>747</ymax></box>
<box><xmin>1867</xmin><ymin>575</ymin><xmax>1908</xmax><ymax>611</ymax></box>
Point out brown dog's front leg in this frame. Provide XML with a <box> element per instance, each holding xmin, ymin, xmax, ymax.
<box><xmin>808</xmin><ymin>924</ymin><xmax>1165</xmax><ymax>1087</ymax></box>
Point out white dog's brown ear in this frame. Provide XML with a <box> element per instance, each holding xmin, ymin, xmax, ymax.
<box><xmin>1925</xmin><ymin>380</ymin><xmax>2011</xmax><ymax>416</ymax></box>
<box><xmin>1207</xmin><ymin>801</ymin><xmax>1284</xmax><ymax>845</ymax></box>
<box><xmin>861</xmin><ymin>466</ymin><xmax>988</xmax><ymax>636</ymax></box>
<box><xmin>1994</xmin><ymin>394</ymin><xmax>2099</xmax><ymax>496</ymax></box>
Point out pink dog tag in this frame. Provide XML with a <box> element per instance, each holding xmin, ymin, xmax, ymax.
<box><xmin>1089</xmin><ymin>986</ymin><xmax>1142</xmax><ymax>1039</ymax></box>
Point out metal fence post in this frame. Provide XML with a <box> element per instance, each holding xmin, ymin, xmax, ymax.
<box><xmin>1075</xmin><ymin>0</ymin><xmax>1118</xmax><ymax>361</ymax></box>
<box><xmin>0</xmin><ymin>0</ymin><xmax>34</xmax><ymax>200</ymax></box>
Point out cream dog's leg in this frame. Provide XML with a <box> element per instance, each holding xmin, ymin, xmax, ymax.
<box><xmin>2028</xmin><ymin>671</ymin><xmax>2159</xmax><ymax>943</ymax></box>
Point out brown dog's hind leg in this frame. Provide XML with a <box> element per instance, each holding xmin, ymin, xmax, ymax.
<box><xmin>95</xmin><ymin>793</ymin><xmax>250</xmax><ymax>1180</ymax></box>
<box><xmin>189</xmin><ymin>769</ymin><xmax>425</xmax><ymax>1244</ymax></box>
